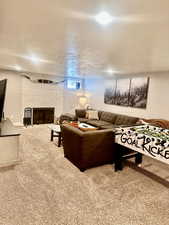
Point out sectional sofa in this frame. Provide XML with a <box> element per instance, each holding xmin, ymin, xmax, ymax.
<box><xmin>60</xmin><ymin>109</ymin><xmax>139</xmax><ymax>171</ymax></box>
<box><xmin>60</xmin><ymin>109</ymin><xmax>139</xmax><ymax>129</ymax></box>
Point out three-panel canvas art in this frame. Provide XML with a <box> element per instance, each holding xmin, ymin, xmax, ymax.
<box><xmin>104</xmin><ymin>77</ymin><xmax>150</xmax><ymax>109</ymax></box>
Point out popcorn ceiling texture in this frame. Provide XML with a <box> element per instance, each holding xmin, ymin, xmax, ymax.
<box><xmin>0</xmin><ymin>125</ymin><xmax>169</xmax><ymax>225</ymax></box>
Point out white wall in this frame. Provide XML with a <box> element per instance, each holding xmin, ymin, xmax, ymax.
<box><xmin>0</xmin><ymin>70</ymin><xmax>80</xmax><ymax>123</ymax></box>
<box><xmin>22</xmin><ymin>77</ymin><xmax>84</xmax><ymax>117</ymax></box>
<box><xmin>2</xmin><ymin>69</ymin><xmax>168</xmax><ymax>123</ymax></box>
<box><xmin>21</xmin><ymin>77</ymin><xmax>64</xmax><ymax>119</ymax></box>
<box><xmin>85</xmin><ymin>72</ymin><xmax>169</xmax><ymax>120</ymax></box>
<box><xmin>62</xmin><ymin>85</ymin><xmax>85</xmax><ymax>114</ymax></box>
<box><xmin>63</xmin><ymin>88</ymin><xmax>79</xmax><ymax>114</ymax></box>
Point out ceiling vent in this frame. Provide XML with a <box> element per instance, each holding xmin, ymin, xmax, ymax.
<box><xmin>22</xmin><ymin>74</ymin><xmax>65</xmax><ymax>84</ymax></box>
<box><xmin>37</xmin><ymin>79</ymin><xmax>54</xmax><ymax>84</ymax></box>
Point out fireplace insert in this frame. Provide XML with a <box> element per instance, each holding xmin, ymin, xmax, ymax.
<box><xmin>33</xmin><ymin>107</ymin><xmax>54</xmax><ymax>124</ymax></box>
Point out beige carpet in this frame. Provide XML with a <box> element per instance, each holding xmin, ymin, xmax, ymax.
<box><xmin>0</xmin><ymin>125</ymin><xmax>169</xmax><ymax>225</ymax></box>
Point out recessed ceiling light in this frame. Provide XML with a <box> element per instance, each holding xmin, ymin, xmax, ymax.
<box><xmin>29</xmin><ymin>55</ymin><xmax>40</xmax><ymax>64</ymax></box>
<box><xmin>14</xmin><ymin>65</ymin><xmax>22</xmax><ymax>71</ymax></box>
<box><xmin>106</xmin><ymin>69</ymin><xmax>115</xmax><ymax>74</ymax></box>
<box><xmin>95</xmin><ymin>12</ymin><xmax>113</xmax><ymax>25</ymax></box>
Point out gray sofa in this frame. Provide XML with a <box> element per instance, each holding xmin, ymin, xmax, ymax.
<box><xmin>60</xmin><ymin>109</ymin><xmax>139</xmax><ymax>129</ymax></box>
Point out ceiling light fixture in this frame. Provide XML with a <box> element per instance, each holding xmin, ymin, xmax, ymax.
<box><xmin>28</xmin><ymin>55</ymin><xmax>41</xmax><ymax>64</ymax></box>
<box><xmin>14</xmin><ymin>65</ymin><xmax>22</xmax><ymax>71</ymax></box>
<box><xmin>106</xmin><ymin>69</ymin><xmax>115</xmax><ymax>74</ymax></box>
<box><xmin>95</xmin><ymin>12</ymin><xmax>113</xmax><ymax>25</ymax></box>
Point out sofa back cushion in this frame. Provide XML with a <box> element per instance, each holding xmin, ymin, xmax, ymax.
<box><xmin>115</xmin><ymin>114</ymin><xmax>138</xmax><ymax>125</ymax></box>
<box><xmin>75</xmin><ymin>109</ymin><xmax>86</xmax><ymax>119</ymax></box>
<box><xmin>100</xmin><ymin>111</ymin><xmax>117</xmax><ymax>123</ymax></box>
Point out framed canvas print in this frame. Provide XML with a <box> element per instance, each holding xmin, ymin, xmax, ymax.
<box><xmin>115</xmin><ymin>78</ymin><xmax>130</xmax><ymax>106</ymax></box>
<box><xmin>104</xmin><ymin>80</ymin><xmax>117</xmax><ymax>104</ymax></box>
<box><xmin>104</xmin><ymin>77</ymin><xmax>150</xmax><ymax>109</ymax></box>
<box><xmin>128</xmin><ymin>77</ymin><xmax>149</xmax><ymax>108</ymax></box>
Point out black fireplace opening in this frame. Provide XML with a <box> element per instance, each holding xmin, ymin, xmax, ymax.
<box><xmin>33</xmin><ymin>107</ymin><xmax>54</xmax><ymax>124</ymax></box>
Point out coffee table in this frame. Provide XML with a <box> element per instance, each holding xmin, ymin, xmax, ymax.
<box><xmin>48</xmin><ymin>124</ymin><xmax>62</xmax><ymax>147</ymax></box>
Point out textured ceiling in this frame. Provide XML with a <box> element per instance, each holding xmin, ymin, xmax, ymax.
<box><xmin>1</xmin><ymin>0</ymin><xmax>169</xmax><ymax>77</ymax></box>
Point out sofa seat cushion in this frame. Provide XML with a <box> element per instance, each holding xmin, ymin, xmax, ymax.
<box><xmin>59</xmin><ymin>113</ymin><xmax>76</xmax><ymax>124</ymax></box>
<box><xmin>87</xmin><ymin>120</ymin><xmax>112</xmax><ymax>128</ymax></box>
<box><xmin>78</xmin><ymin>118</ymin><xmax>89</xmax><ymax>123</ymax></box>
<box><xmin>100</xmin><ymin>111</ymin><xmax>117</xmax><ymax>123</ymax></box>
<box><xmin>100</xmin><ymin>124</ymin><xmax>120</xmax><ymax>130</ymax></box>
<box><xmin>115</xmin><ymin>115</ymin><xmax>138</xmax><ymax>125</ymax></box>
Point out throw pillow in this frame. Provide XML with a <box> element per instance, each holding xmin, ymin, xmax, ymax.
<box><xmin>86</xmin><ymin>110</ymin><xmax>99</xmax><ymax>120</ymax></box>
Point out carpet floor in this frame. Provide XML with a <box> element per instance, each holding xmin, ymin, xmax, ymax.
<box><xmin>0</xmin><ymin>125</ymin><xmax>169</xmax><ymax>225</ymax></box>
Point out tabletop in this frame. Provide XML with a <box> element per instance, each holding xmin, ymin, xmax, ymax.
<box><xmin>48</xmin><ymin>124</ymin><xmax>61</xmax><ymax>132</ymax></box>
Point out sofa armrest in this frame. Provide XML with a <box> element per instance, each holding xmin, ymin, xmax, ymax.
<box><xmin>81</xmin><ymin>129</ymin><xmax>115</xmax><ymax>164</ymax></box>
<box><xmin>59</xmin><ymin>113</ymin><xmax>76</xmax><ymax>124</ymax></box>
<box><xmin>61</xmin><ymin>124</ymin><xmax>115</xmax><ymax>171</ymax></box>
<box><xmin>61</xmin><ymin>124</ymin><xmax>83</xmax><ymax>136</ymax></box>
<box><xmin>83</xmin><ymin>128</ymin><xmax>115</xmax><ymax>136</ymax></box>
